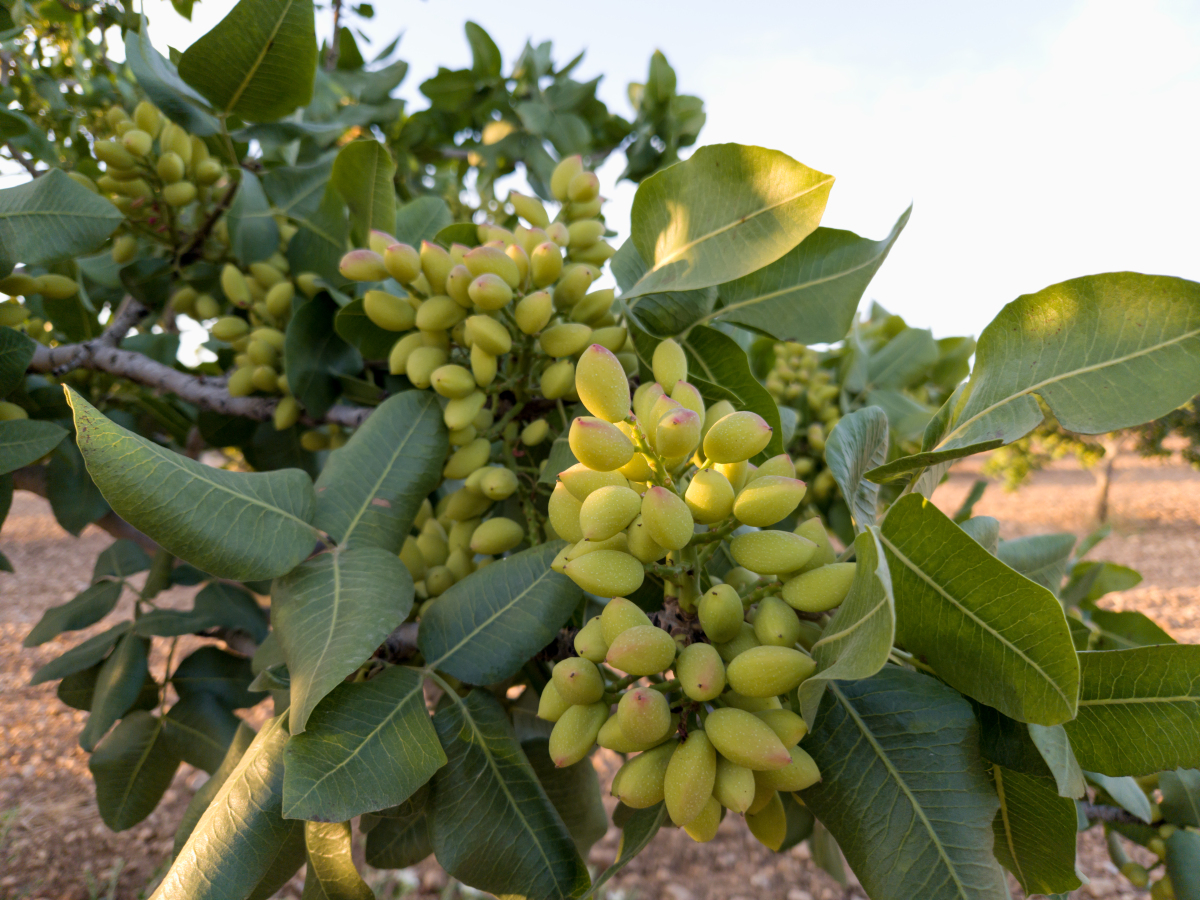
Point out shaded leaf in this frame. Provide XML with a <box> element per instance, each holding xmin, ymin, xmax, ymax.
<box><xmin>1089</xmin><ymin>608</ymin><xmax>1175</xmax><ymax>651</ymax></box>
<box><xmin>135</xmin><ymin>581</ymin><xmax>269</xmax><ymax>643</ymax></box>
<box><xmin>0</xmin><ymin>169</ymin><xmax>123</xmax><ymax>274</ymax></box>
<box><xmin>333</xmin><ymin>300</ymin><xmax>399</xmax><ymax>359</ymax></box>
<box><xmin>67</xmin><ymin>389</ymin><xmax>318</xmax><ymax>581</ymax></box>
<box><xmin>1063</xmin><ymin>560</ymin><xmax>1143</xmax><ymax>607</ymax></box>
<box><xmin>997</xmin><ymin>533</ymin><xmax>1076</xmax><ymax>593</ymax></box>
<box><xmin>174</xmin><ymin>722</ymin><xmax>257</xmax><ymax>855</ymax></box>
<box><xmin>418</xmin><ymin>543</ymin><xmax>581</xmax><ymax>685</ymax></box>
<box><xmin>24</xmin><ymin>579</ymin><xmax>122</xmax><ymax>646</ymax></box>
<box><xmin>959</xmin><ymin>516</ymin><xmax>999</xmax><ymax>555</ymax></box>
<box><xmin>80</xmin><ymin>632</ymin><xmax>149</xmax><ymax>751</ymax></box>
<box><xmin>163</xmin><ymin>692</ymin><xmax>243</xmax><ymax>774</ymax></box>
<box><xmin>272</xmin><ymin>547</ymin><xmax>413</xmax><ymax>733</ymax></box>
<box><xmin>313</xmin><ymin>390</ymin><xmax>447</xmax><ymax>553</ymax></box>
<box><xmin>283</xmin><ymin>293</ymin><xmax>362</xmax><ymax>418</ymax></box>
<box><xmin>1160</xmin><ymin>769</ymin><xmax>1200</xmax><ymax>827</ymax></box>
<box><xmin>172</xmin><ymin>646</ymin><xmax>263</xmax><ymax>709</ymax></box>
<box><xmin>705</xmin><ymin>208</ymin><xmax>910</xmax><ymax>342</ymax></box>
<box><xmin>524</xmin><ymin>738</ymin><xmax>608</xmax><ymax>859</ymax></box>
<box><xmin>824</xmin><ymin>407</ymin><xmax>888</xmax><ymax>533</ymax></box>
<box><xmin>124</xmin><ymin>26</ymin><xmax>219</xmax><ymax>135</ymax></box>
<box><xmin>45</xmin><ymin>436</ymin><xmax>109</xmax><ymax>535</ymax></box>
<box><xmin>178</xmin><ymin>0</ymin><xmax>317</xmax><ymax>122</ymax></box>
<box><xmin>30</xmin><ymin>621</ymin><xmax>130</xmax><ymax>685</ymax></box>
<box><xmin>990</xmin><ymin>766</ymin><xmax>1083</xmax><ymax>896</ymax></box>
<box><xmin>580</xmin><ymin>804</ymin><xmax>665</xmax><ymax>900</ymax></box>
<box><xmin>393</xmin><ymin>196</ymin><xmax>452</xmax><ymax>248</ymax></box>
<box><xmin>90</xmin><ymin>711</ymin><xmax>181</xmax><ymax>831</ymax></box>
<box><xmin>227</xmin><ymin>172</ymin><xmax>280</xmax><ymax>265</ymax></box>
<box><xmin>364</xmin><ymin>787</ymin><xmax>432</xmax><ymax>869</ymax></box>
<box><xmin>624</xmin><ymin>144</ymin><xmax>833</xmax><ymax>298</ymax></box>
<box><xmin>1086</xmin><ymin>771</ymin><xmax>1153</xmax><ymax>823</ymax></box>
<box><xmin>287</xmin><ymin>186</ymin><xmax>349</xmax><ymax>286</ymax></box>
<box><xmin>799</xmin><ymin>528</ymin><xmax>894</xmax><ymax>727</ymax></box>
<box><xmin>865</xmin><ymin>440</ymin><xmax>1004</xmax><ymax>484</ymax></box>
<box><xmin>331</xmin><ymin>140</ymin><xmax>396</xmax><ymax>246</ymax></box>
<box><xmin>1166</xmin><ymin>829</ymin><xmax>1200</xmax><ymax>900</ymax></box>
<box><xmin>283</xmin><ymin>664</ymin><xmax>445</xmax><ymax>822</ymax></box>
<box><xmin>800</xmin><ymin>667</ymin><xmax>1008</xmax><ymax>900</ymax></box>
<box><xmin>0</xmin><ymin>418</ymin><xmax>67</xmax><ymax>475</ymax></box>
<box><xmin>975</xmin><ymin>706</ymin><xmax>1085</xmax><ymax>799</ymax></box>
<box><xmin>1065</xmin><ymin>646</ymin><xmax>1200</xmax><ymax>776</ymax></box>
<box><xmin>429</xmin><ymin>690</ymin><xmax>589</xmax><ymax>900</ymax></box>
<box><xmin>0</xmin><ymin>326</ymin><xmax>36</xmax><ymax>397</ymax></box>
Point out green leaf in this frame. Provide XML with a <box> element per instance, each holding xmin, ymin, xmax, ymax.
<box><xmin>0</xmin><ymin>169</ymin><xmax>124</xmax><ymax>274</ymax></box>
<box><xmin>628</xmin><ymin>323</ymin><xmax>783</xmax><ymax>458</ymax></box>
<box><xmin>624</xmin><ymin>144</ymin><xmax>833</xmax><ymax>299</ymax></box>
<box><xmin>779</xmin><ymin>792</ymin><xmax>816</xmax><ymax>852</ymax></box>
<box><xmin>418</xmin><ymin>543</ymin><xmax>581</xmax><ymax>685</ymax></box>
<box><xmin>0</xmin><ymin>326</ymin><xmax>36</xmax><ymax>397</ymax></box>
<box><xmin>959</xmin><ymin>516</ymin><xmax>999</xmax><ymax>555</ymax></box>
<box><xmin>1160</xmin><ymin>769</ymin><xmax>1200</xmax><ymax>827</ymax></box>
<box><xmin>1063</xmin><ymin>560</ymin><xmax>1143</xmax><ymax>607</ymax></box>
<box><xmin>288</xmin><ymin>187</ymin><xmax>349</xmax><ymax>286</ymax></box>
<box><xmin>153</xmin><ymin>713</ymin><xmax>296</xmax><ymax>900</ymax></box>
<box><xmin>283</xmin><ymin>293</ymin><xmax>363</xmax><ymax>418</ymax></box>
<box><xmin>990</xmin><ymin>766</ymin><xmax>1083</xmax><ymax>896</ymax></box>
<box><xmin>0</xmin><ymin>417</ymin><xmax>66</xmax><ymax>475</ymax></box>
<box><xmin>331</xmin><ymin>140</ymin><xmax>397</xmax><ymax>246</ymax></box>
<box><xmin>135</xmin><ymin>582</ymin><xmax>269</xmax><ymax>642</ymax></box>
<box><xmin>93</xmin><ymin>539</ymin><xmax>152</xmax><ymax>581</ymax></box>
<box><xmin>172</xmin><ymin>646</ymin><xmax>262</xmax><ymax>709</ymax></box>
<box><xmin>393</xmin><ymin>196</ymin><xmax>452</xmax><ymax>248</ymax></box>
<box><xmin>465</xmin><ymin>21</ymin><xmax>502</xmax><ymax>77</ymax></box>
<box><xmin>178</xmin><ymin>0</ymin><xmax>317</xmax><ymax>122</ymax></box>
<box><xmin>262</xmin><ymin>158</ymin><xmax>335</xmax><ymax>220</ymax></box>
<box><xmin>975</xmin><ymin>706</ymin><xmax>1086</xmax><ymax>799</ymax></box>
<box><xmin>868</xmin><ymin>327</ymin><xmax>940</xmax><ymax>390</ymax></box>
<box><xmin>705</xmin><ymin>208</ymin><xmax>910</xmax><ymax>342</ymax></box>
<box><xmin>800</xmin><ymin>667</ymin><xmax>1008</xmax><ymax>900</ymax></box>
<box><xmin>429</xmin><ymin>690</ymin><xmax>589</xmax><ymax>900</ymax></box>
<box><xmin>932</xmin><ymin>273</ymin><xmax>1200</xmax><ymax>454</ymax></box>
<box><xmin>580</xmin><ymin>804</ymin><xmax>665</xmax><ymax>900</ymax></box>
<box><xmin>611</xmin><ymin>239</ymin><xmax>714</xmax><ymax>338</ymax></box>
<box><xmin>1064</xmin><ymin>646</ymin><xmax>1200</xmax><ymax>776</ymax></box>
<box><xmin>272</xmin><ymin>547</ymin><xmax>413</xmax><ymax>733</ymax></box>
<box><xmin>24</xmin><ymin>579</ymin><xmax>123</xmax><ymax>646</ymax></box>
<box><xmin>67</xmin><ymin>388</ymin><xmax>317</xmax><ymax>580</ymax></box>
<box><xmin>124</xmin><ymin>27</ymin><xmax>219</xmax><ymax>136</ymax></box>
<box><xmin>45</xmin><ymin>436</ymin><xmax>109</xmax><ymax>535</ymax></box>
<box><xmin>227</xmin><ymin>172</ymin><xmax>280</xmax><ymax>265</ymax></box>
<box><xmin>364</xmin><ymin>788</ymin><xmax>432</xmax><ymax>869</ymax></box>
<box><xmin>302</xmin><ymin>821</ymin><xmax>374</xmax><ymax>900</ymax></box>
<box><xmin>30</xmin><ymin>621</ymin><xmax>130</xmax><ymax>685</ymax></box>
<box><xmin>1085</xmin><ymin>771</ymin><xmax>1153</xmax><ymax>822</ymax></box>
<box><xmin>247</xmin><ymin>822</ymin><xmax>308</xmax><ymax>900</ymax></box>
<box><xmin>333</xmin><ymin>300</ymin><xmax>397</xmax><ymax>359</ymax></box>
<box><xmin>799</xmin><ymin>528</ymin><xmax>895</xmax><ymax>726</ymax></box>
<box><xmin>1089</xmin><ymin>608</ymin><xmax>1175</xmax><ymax>651</ymax></box>
<box><xmin>313</xmin><ymin>390</ymin><xmax>447</xmax><ymax>553</ymax></box>
<box><xmin>174</xmin><ymin>721</ymin><xmax>257</xmax><ymax>856</ymax></box>
<box><xmin>283</xmin><ymin>664</ymin><xmax>445</xmax><ymax>822</ymax></box>
<box><xmin>80</xmin><ymin>632</ymin><xmax>150</xmax><ymax>751</ymax></box>
<box><xmin>824</xmin><ymin>407</ymin><xmax>888</xmax><ymax>533</ymax></box>
<box><xmin>163</xmin><ymin>692</ymin><xmax>243</xmax><ymax>773</ymax></box>
<box><xmin>524</xmin><ymin>738</ymin><xmax>608</xmax><ymax>859</ymax></box>
<box><xmin>1166</xmin><ymin>829</ymin><xmax>1200</xmax><ymax>899</ymax></box>
<box><xmin>865</xmin><ymin>440</ymin><xmax>1004</xmax><ymax>484</ymax></box>
<box><xmin>996</xmin><ymin>533</ymin><xmax>1076</xmax><ymax>593</ymax></box>
<box><xmin>90</xmin><ymin>711</ymin><xmax>181</xmax><ymax>831</ymax></box>
<box><xmin>880</xmin><ymin>494</ymin><xmax>1080</xmax><ymax>725</ymax></box>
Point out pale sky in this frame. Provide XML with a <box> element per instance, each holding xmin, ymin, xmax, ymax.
<box><xmin>132</xmin><ymin>1</ymin><xmax>1200</xmax><ymax>339</ymax></box>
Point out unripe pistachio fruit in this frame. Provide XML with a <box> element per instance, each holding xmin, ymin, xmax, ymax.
<box><xmin>548</xmin><ymin>702</ymin><xmax>607</xmax><ymax>767</ymax></box>
<box><xmin>746</xmin><ymin>791</ymin><xmax>787</xmax><ymax>850</ymax></box>
<box><xmin>783</xmin><ymin>562</ymin><xmax>857</xmax><ymax>612</ymax></box>
<box><xmin>656</xmin><ymin>407</ymin><xmax>702</xmax><ymax>458</ymax></box>
<box><xmin>725</xmin><ymin>645</ymin><xmax>816</xmax><ymax>697</ymax></box>
<box><xmin>676</xmin><ymin>642</ymin><xmax>726</xmax><ymax>701</ymax></box>
<box><xmin>605</xmin><ymin>624</ymin><xmax>676</xmax><ymax>675</ymax></box>
<box><xmin>548</xmin><ymin>483</ymin><xmax>584</xmax><ymax>543</ymax></box>
<box><xmin>664</xmin><ymin>731</ymin><xmax>717</xmax><ymax>826</ymax></box>
<box><xmin>515</xmin><ymin>290</ymin><xmax>554</xmax><ymax>334</ymax></box>
<box><xmin>752</xmin><ymin>595</ymin><xmax>802</xmax><ymax>647</ymax></box>
<box><xmin>684</xmin><ymin>469</ymin><xmax>736</xmax><ymax>525</ymax></box>
<box><xmin>794</xmin><ymin>518</ymin><xmax>838</xmax><ymax>572</ymax></box>
<box><xmin>753</xmin><ymin>709</ymin><xmax>808</xmax><ymax>747</ymax></box>
<box><xmin>755</xmin><ymin>745</ymin><xmax>821</xmax><ymax>791</ymax></box>
<box><xmin>540</xmin><ymin>322</ymin><xmax>592</xmax><ymax>358</ymax></box>
<box><xmin>420</xmin><ymin>241</ymin><xmax>453</xmax><ymax>294</ymax></box>
<box><xmin>613</xmin><ymin>740</ymin><xmax>675</xmax><ymax>808</ymax></box>
<box><xmin>729</xmin><ymin>530</ymin><xmax>817</xmax><ymax>575</ymax></box>
<box><xmin>714</xmin><ymin>755</ymin><xmax>756</xmax><ymax>813</ymax></box>
<box><xmin>703</xmin><ymin>411</ymin><xmax>773</xmax><ymax>463</ymax></box>
<box><xmin>640</xmin><ymin>486</ymin><xmax>694</xmax><ymax>551</ymax></box>
<box><xmin>652</xmin><ymin>339</ymin><xmax>688</xmax><ymax>393</ymax></box>
<box><xmin>464</xmin><ymin>315</ymin><xmax>512</xmax><ymax>355</ymax></box>
<box><xmin>569</xmin><ymin>417</ymin><xmax>635</xmax><ymax>472</ymax></box>
<box><xmin>430</xmin><ymin>364</ymin><xmax>477</xmax><ymax>399</ymax></box>
<box><xmin>575</xmin><ymin>344</ymin><xmax>631</xmax><ymax>422</ymax></box>
<box><xmin>573</xmin><ymin>618</ymin><xmax>609</xmax><ymax>663</ymax></box>
<box><xmin>563</xmin><ymin>550</ymin><xmax>645</xmax><ymax>598</ymax></box>
<box><xmin>540</xmin><ymin>359</ymin><xmax>575</xmax><ymax>400</ymax></box>
<box><xmin>509</xmin><ymin>190</ymin><xmax>550</xmax><ymax>228</ymax></box>
<box><xmin>363</xmin><ymin>290</ymin><xmax>416</xmax><ymax>331</ymax></box>
<box><xmin>625</xmin><ymin>514</ymin><xmax>667</xmax><ymax>564</ymax></box>
<box><xmin>579</xmin><ymin>485</ymin><xmax>643</xmax><ymax>542</ymax></box>
<box><xmin>618</xmin><ymin>687</ymin><xmax>672</xmax><ymax>744</ymax></box>
<box><xmin>704</xmin><ymin>708</ymin><xmax>792</xmax><ymax>771</ymax></box>
<box><xmin>698</xmin><ymin>584</ymin><xmax>744</xmax><ymax>643</ymax></box>
<box><xmin>469</xmin><ymin>517</ymin><xmax>524</xmax><ymax>555</ymax></box>
<box><xmin>339</xmin><ymin>249</ymin><xmax>388</xmax><ymax>282</ymax></box>
<box><xmin>599</xmin><ymin>597</ymin><xmax>652</xmax><ymax>645</ymax></box>
<box><xmin>734</xmin><ymin>476</ymin><xmax>807</xmax><ymax>527</ymax></box>
<box><xmin>559</xmin><ymin>463</ymin><xmax>628</xmax><ymax>502</ymax></box>
<box><xmin>443</xmin><ymin>437</ymin><xmax>490</xmax><ymax>479</ymax></box>
<box><xmin>550</xmin><ymin>154</ymin><xmax>585</xmax><ymax>202</ymax></box>
<box><xmin>464</xmin><ymin>245</ymin><xmax>521</xmax><ymax>289</ymax></box>
<box><xmin>552</xmin><ymin>657</ymin><xmax>606</xmax><ymax>706</ymax></box>
<box><xmin>34</xmin><ymin>275</ymin><xmax>78</xmax><ymax>299</ymax></box>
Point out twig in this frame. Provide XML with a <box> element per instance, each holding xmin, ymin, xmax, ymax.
<box><xmin>3</xmin><ymin>142</ymin><xmax>40</xmax><ymax>177</ymax></box>
<box><xmin>177</xmin><ymin>179</ymin><xmax>238</xmax><ymax>264</ymax></box>
<box><xmin>325</xmin><ymin>0</ymin><xmax>343</xmax><ymax>70</ymax></box>
<box><xmin>1081</xmin><ymin>803</ymin><xmax>1151</xmax><ymax>826</ymax></box>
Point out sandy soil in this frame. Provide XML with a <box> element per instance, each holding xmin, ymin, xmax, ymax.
<box><xmin>1</xmin><ymin>448</ymin><xmax>1195</xmax><ymax>900</ymax></box>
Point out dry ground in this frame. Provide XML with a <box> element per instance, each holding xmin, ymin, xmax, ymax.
<box><xmin>2</xmin><ymin>449</ymin><xmax>1196</xmax><ymax>900</ymax></box>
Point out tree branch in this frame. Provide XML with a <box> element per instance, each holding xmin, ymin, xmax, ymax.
<box><xmin>1081</xmin><ymin>803</ymin><xmax>1152</xmax><ymax>826</ymax></box>
<box><xmin>3</xmin><ymin>142</ymin><xmax>41</xmax><ymax>177</ymax></box>
<box><xmin>177</xmin><ymin>178</ymin><xmax>239</xmax><ymax>265</ymax></box>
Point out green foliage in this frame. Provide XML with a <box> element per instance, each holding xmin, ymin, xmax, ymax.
<box><xmin>4</xmin><ymin>4</ymin><xmax>1200</xmax><ymax>898</ymax></box>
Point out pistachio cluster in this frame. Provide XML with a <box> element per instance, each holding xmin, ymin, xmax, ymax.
<box><xmin>538</xmin><ymin>339</ymin><xmax>857</xmax><ymax>846</ymax></box>
<box><xmin>764</xmin><ymin>342</ymin><xmax>840</xmax><ymax>509</ymax></box>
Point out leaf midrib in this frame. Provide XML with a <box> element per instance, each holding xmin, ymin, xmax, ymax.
<box><xmin>224</xmin><ymin>0</ymin><xmax>297</xmax><ymax>114</ymax></box>
<box><xmin>114</xmin><ymin>717</ymin><xmax>165</xmax><ymax>824</ymax></box>
<box><xmin>830</xmin><ymin>681</ymin><xmax>972</xmax><ymax>898</ymax></box>
<box><xmin>634</xmin><ymin>175</ymin><xmax>833</xmax><ymax>290</ymax></box>
<box><xmin>1079</xmin><ymin>695</ymin><xmax>1200</xmax><ymax>706</ymax></box>
<box><xmin>938</xmin><ymin>325</ymin><xmax>1200</xmax><ymax>451</ymax></box>
<box><xmin>879</xmin><ymin>529</ymin><xmax>1075</xmax><ymax>717</ymax></box>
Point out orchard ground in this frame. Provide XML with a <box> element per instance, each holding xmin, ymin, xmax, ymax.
<box><xmin>2</xmin><ymin>450</ymin><xmax>1193</xmax><ymax>900</ymax></box>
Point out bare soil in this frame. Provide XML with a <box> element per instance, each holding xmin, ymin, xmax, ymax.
<box><xmin>2</xmin><ymin>449</ymin><xmax>1196</xmax><ymax>900</ymax></box>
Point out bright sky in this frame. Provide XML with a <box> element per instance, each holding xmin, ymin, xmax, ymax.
<box><xmin>137</xmin><ymin>0</ymin><xmax>1200</xmax><ymax>339</ymax></box>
